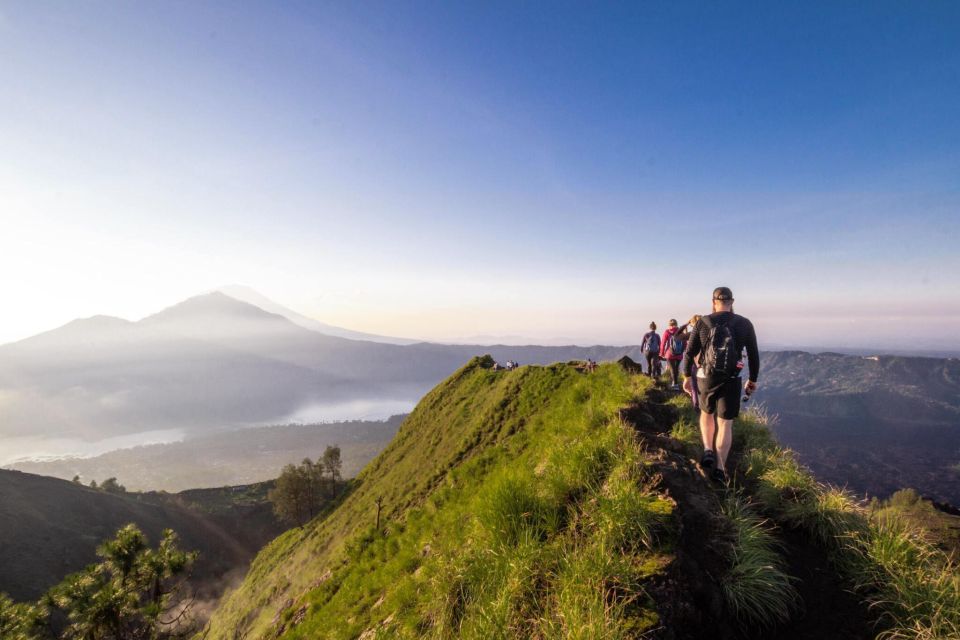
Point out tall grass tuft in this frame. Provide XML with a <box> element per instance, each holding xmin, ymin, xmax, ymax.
<box><xmin>720</xmin><ymin>495</ymin><xmax>798</xmax><ymax>628</ymax></box>
<box><xmin>478</xmin><ymin>471</ymin><xmax>562</xmax><ymax>548</ymax></box>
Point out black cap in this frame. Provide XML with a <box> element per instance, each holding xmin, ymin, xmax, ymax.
<box><xmin>713</xmin><ymin>286</ymin><xmax>734</xmax><ymax>301</ymax></box>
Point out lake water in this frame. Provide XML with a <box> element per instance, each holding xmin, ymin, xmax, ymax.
<box><xmin>0</xmin><ymin>428</ymin><xmax>187</xmax><ymax>466</ymax></box>
<box><xmin>1</xmin><ymin>396</ymin><xmax>419</xmax><ymax>465</ymax></box>
<box><xmin>275</xmin><ymin>397</ymin><xmax>417</xmax><ymax>424</ymax></box>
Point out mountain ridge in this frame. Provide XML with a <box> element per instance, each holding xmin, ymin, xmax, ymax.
<box><xmin>196</xmin><ymin>357</ymin><xmax>959</xmax><ymax>640</ymax></box>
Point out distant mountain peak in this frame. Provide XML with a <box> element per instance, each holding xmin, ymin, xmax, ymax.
<box><xmin>214</xmin><ymin>285</ymin><xmax>419</xmax><ymax>345</ymax></box>
<box><xmin>66</xmin><ymin>315</ymin><xmax>133</xmax><ymax>329</ymax></box>
<box><xmin>8</xmin><ymin>314</ymin><xmax>135</xmax><ymax>349</ymax></box>
<box><xmin>140</xmin><ymin>291</ymin><xmax>289</xmax><ymax>325</ymax></box>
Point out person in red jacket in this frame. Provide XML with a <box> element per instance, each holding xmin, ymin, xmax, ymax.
<box><xmin>660</xmin><ymin>318</ymin><xmax>684</xmax><ymax>390</ymax></box>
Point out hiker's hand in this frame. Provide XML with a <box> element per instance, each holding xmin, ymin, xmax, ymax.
<box><xmin>682</xmin><ymin>377</ymin><xmax>693</xmax><ymax>397</ymax></box>
<box><xmin>745</xmin><ymin>380</ymin><xmax>758</xmax><ymax>396</ymax></box>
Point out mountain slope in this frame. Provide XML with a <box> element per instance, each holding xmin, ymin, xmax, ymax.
<box><xmin>755</xmin><ymin>351</ymin><xmax>960</xmax><ymax>504</ymax></box>
<box><xmin>0</xmin><ymin>470</ymin><xmax>283</xmax><ymax>602</ymax></box>
<box><xmin>200</xmin><ymin>357</ymin><xmax>959</xmax><ymax>640</ymax></box>
<box><xmin>759</xmin><ymin>351</ymin><xmax>960</xmax><ymax>423</ymax></box>
<box><xmin>201</xmin><ymin>357</ymin><xmax>673</xmax><ymax>639</ymax></box>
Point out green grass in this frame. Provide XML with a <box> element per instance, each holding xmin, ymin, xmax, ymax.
<box><xmin>732</xmin><ymin>406</ymin><xmax>960</xmax><ymax>640</ymax></box>
<box><xmin>720</xmin><ymin>495</ymin><xmax>798</xmax><ymax>628</ymax></box>
<box><xmin>200</xmin><ymin>364</ymin><xmax>960</xmax><ymax>640</ymax></box>
<box><xmin>201</xmin><ymin>358</ymin><xmax>674</xmax><ymax>640</ymax></box>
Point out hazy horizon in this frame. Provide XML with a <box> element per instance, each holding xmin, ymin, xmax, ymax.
<box><xmin>3</xmin><ymin>286</ymin><xmax>960</xmax><ymax>357</ymax></box>
<box><xmin>2</xmin><ymin>2</ymin><xmax>958</xmax><ymax>350</ymax></box>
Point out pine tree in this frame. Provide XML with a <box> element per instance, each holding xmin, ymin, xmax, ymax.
<box><xmin>0</xmin><ymin>593</ymin><xmax>46</xmax><ymax>640</ymax></box>
<box><xmin>48</xmin><ymin>524</ymin><xmax>195</xmax><ymax>640</ymax></box>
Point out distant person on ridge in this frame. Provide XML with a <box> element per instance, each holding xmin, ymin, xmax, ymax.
<box><xmin>640</xmin><ymin>322</ymin><xmax>661</xmax><ymax>378</ymax></box>
<box><xmin>682</xmin><ymin>287</ymin><xmax>759</xmax><ymax>483</ymax></box>
<box><xmin>660</xmin><ymin>319</ymin><xmax>684</xmax><ymax>390</ymax></box>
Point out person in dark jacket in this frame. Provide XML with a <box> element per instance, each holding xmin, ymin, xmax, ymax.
<box><xmin>640</xmin><ymin>322</ymin><xmax>661</xmax><ymax>378</ymax></box>
<box><xmin>682</xmin><ymin>287</ymin><xmax>759</xmax><ymax>483</ymax></box>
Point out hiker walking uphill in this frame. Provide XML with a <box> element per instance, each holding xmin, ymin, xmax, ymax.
<box><xmin>660</xmin><ymin>319</ymin><xmax>684</xmax><ymax>391</ymax></box>
<box><xmin>680</xmin><ymin>314</ymin><xmax>702</xmax><ymax>410</ymax></box>
<box><xmin>682</xmin><ymin>287</ymin><xmax>760</xmax><ymax>483</ymax></box>
<box><xmin>640</xmin><ymin>322</ymin><xmax>661</xmax><ymax>378</ymax></box>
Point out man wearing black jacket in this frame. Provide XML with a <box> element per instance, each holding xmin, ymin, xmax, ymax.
<box><xmin>681</xmin><ymin>286</ymin><xmax>759</xmax><ymax>482</ymax></box>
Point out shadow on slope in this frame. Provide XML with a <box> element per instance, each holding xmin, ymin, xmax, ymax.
<box><xmin>0</xmin><ymin>471</ymin><xmax>284</xmax><ymax>605</ymax></box>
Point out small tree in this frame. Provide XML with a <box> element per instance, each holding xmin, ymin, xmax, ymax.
<box><xmin>100</xmin><ymin>477</ymin><xmax>126</xmax><ymax>494</ymax></box>
<box><xmin>268</xmin><ymin>453</ymin><xmax>343</xmax><ymax>526</ymax></box>
<box><xmin>72</xmin><ymin>475</ymin><xmax>82</xmax><ymax>485</ymax></box>
<box><xmin>321</xmin><ymin>445</ymin><xmax>342</xmax><ymax>499</ymax></box>
<box><xmin>269</xmin><ymin>463</ymin><xmax>311</xmax><ymax>526</ymax></box>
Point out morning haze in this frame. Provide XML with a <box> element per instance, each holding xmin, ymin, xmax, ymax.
<box><xmin>1</xmin><ymin>3</ymin><xmax>959</xmax><ymax>640</ymax></box>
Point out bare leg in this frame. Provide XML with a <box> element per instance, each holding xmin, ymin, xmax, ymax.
<box><xmin>716</xmin><ymin>418</ymin><xmax>734</xmax><ymax>471</ymax></box>
<box><xmin>699</xmin><ymin>410</ymin><xmax>716</xmax><ymax>453</ymax></box>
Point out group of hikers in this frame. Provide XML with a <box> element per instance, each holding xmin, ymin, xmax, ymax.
<box><xmin>641</xmin><ymin>286</ymin><xmax>760</xmax><ymax>483</ymax></box>
<box><xmin>640</xmin><ymin>318</ymin><xmax>698</xmax><ymax>390</ymax></box>
<box><xmin>490</xmin><ymin>287</ymin><xmax>759</xmax><ymax>484</ymax></box>
<box><xmin>492</xmin><ymin>360</ymin><xmax>520</xmax><ymax>371</ymax></box>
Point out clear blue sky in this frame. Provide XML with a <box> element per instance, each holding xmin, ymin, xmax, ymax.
<box><xmin>1</xmin><ymin>1</ymin><xmax>958</xmax><ymax>349</ymax></box>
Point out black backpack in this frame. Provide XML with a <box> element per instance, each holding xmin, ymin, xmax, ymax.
<box><xmin>701</xmin><ymin>316</ymin><xmax>740</xmax><ymax>379</ymax></box>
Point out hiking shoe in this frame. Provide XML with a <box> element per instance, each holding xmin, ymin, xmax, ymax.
<box><xmin>699</xmin><ymin>449</ymin><xmax>716</xmax><ymax>471</ymax></box>
<box><xmin>710</xmin><ymin>467</ymin><xmax>727</xmax><ymax>483</ymax></box>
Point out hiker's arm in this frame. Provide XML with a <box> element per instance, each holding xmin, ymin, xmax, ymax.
<box><xmin>744</xmin><ymin>320</ymin><xmax>760</xmax><ymax>383</ymax></box>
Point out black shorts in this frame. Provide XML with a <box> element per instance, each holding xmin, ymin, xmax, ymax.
<box><xmin>698</xmin><ymin>376</ymin><xmax>743</xmax><ymax>420</ymax></box>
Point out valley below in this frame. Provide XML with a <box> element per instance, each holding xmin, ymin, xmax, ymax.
<box><xmin>9</xmin><ymin>416</ymin><xmax>405</xmax><ymax>492</ymax></box>
<box><xmin>770</xmin><ymin>412</ymin><xmax>960</xmax><ymax>506</ymax></box>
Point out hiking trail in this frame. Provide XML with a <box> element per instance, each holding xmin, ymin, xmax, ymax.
<box><xmin>618</xmin><ymin>364</ymin><xmax>878</xmax><ymax>640</ymax></box>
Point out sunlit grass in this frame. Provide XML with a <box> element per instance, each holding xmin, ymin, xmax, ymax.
<box><xmin>223</xmin><ymin>361</ymin><xmax>672</xmax><ymax>640</ymax></box>
<box><xmin>720</xmin><ymin>495</ymin><xmax>798</xmax><ymax>628</ymax></box>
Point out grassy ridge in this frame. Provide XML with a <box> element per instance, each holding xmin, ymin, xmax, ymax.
<box><xmin>203</xmin><ymin>357</ymin><xmax>960</xmax><ymax>640</ymax></box>
<box><xmin>202</xmin><ymin>357</ymin><xmax>676</xmax><ymax>639</ymax></box>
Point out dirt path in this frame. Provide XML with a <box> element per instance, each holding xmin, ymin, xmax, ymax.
<box><xmin>771</xmin><ymin>526</ymin><xmax>878</xmax><ymax>640</ymax></box>
<box><xmin>618</xmin><ymin>367</ymin><xmax>879</xmax><ymax>640</ymax></box>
